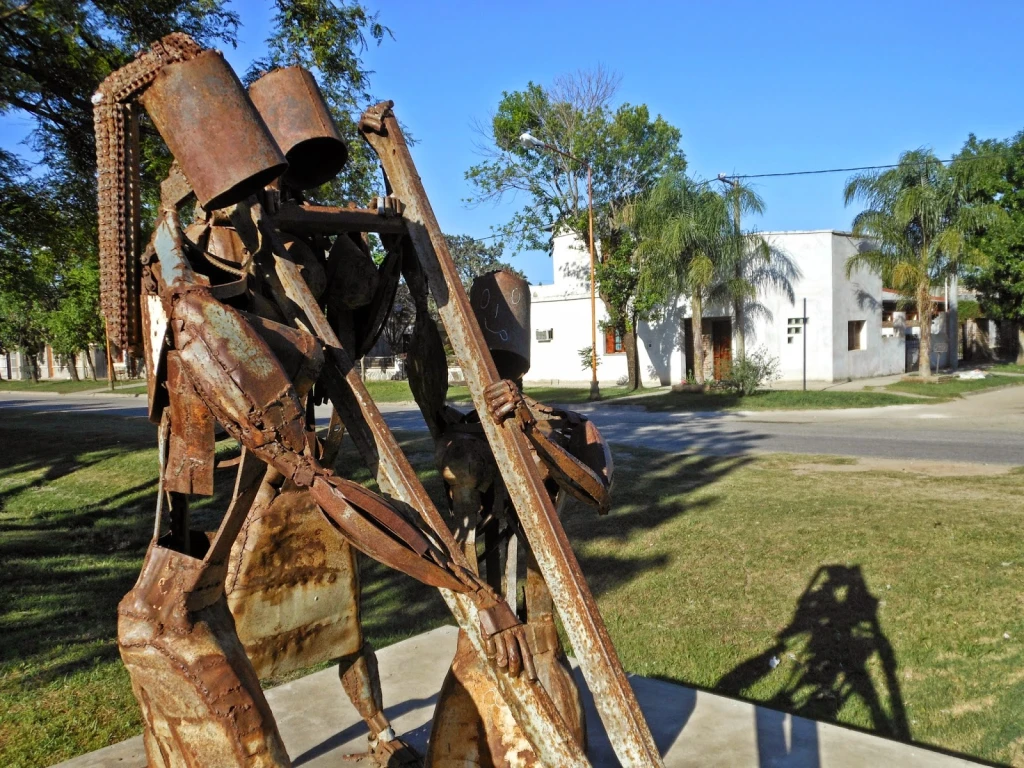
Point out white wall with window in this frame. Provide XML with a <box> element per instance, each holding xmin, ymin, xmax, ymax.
<box><xmin>526</xmin><ymin>230</ymin><xmax>905</xmax><ymax>386</ymax></box>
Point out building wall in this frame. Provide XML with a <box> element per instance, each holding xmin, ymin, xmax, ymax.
<box><xmin>829</xmin><ymin>233</ymin><xmax>905</xmax><ymax>379</ymax></box>
<box><xmin>526</xmin><ymin>232</ymin><xmax>680</xmax><ymax>385</ymax></box>
<box><xmin>525</xmin><ymin>229</ymin><xmax>907</xmax><ymax>385</ymax></box>
<box><xmin>754</xmin><ymin>231</ymin><xmax>835</xmax><ymax>382</ymax></box>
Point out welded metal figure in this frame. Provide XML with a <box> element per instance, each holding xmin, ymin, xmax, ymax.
<box><xmin>98</xmin><ymin>38</ymin><xmax>531</xmax><ymax>768</ymax></box>
<box><xmin>98</xmin><ymin>33</ymin><xmax>662</xmax><ymax>768</ymax></box>
<box><xmin>403</xmin><ymin>267</ymin><xmax>614</xmax><ymax>766</ymax></box>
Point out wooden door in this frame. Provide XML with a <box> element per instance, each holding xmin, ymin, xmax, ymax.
<box><xmin>712</xmin><ymin>319</ymin><xmax>732</xmax><ymax>380</ymax></box>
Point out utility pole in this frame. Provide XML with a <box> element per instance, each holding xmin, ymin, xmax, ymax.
<box><xmin>948</xmin><ymin>272</ymin><xmax>959</xmax><ymax>371</ymax></box>
<box><xmin>803</xmin><ymin>298</ymin><xmax>808</xmax><ymax>391</ymax></box>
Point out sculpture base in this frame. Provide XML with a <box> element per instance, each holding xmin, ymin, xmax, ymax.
<box><xmin>54</xmin><ymin>625</ymin><xmax>982</xmax><ymax>768</ymax></box>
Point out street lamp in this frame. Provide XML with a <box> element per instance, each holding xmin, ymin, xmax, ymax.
<box><xmin>519</xmin><ymin>131</ymin><xmax>601</xmax><ymax>401</ymax></box>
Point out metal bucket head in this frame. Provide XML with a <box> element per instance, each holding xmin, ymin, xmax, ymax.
<box><xmin>470</xmin><ymin>270</ymin><xmax>531</xmax><ymax>381</ymax></box>
<box><xmin>140</xmin><ymin>49</ymin><xmax>287</xmax><ymax>210</ymax></box>
<box><xmin>248</xmin><ymin>67</ymin><xmax>348</xmax><ymax>191</ymax></box>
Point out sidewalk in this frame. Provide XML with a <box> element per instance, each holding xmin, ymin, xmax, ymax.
<box><xmin>54</xmin><ymin>626</ymin><xmax>983</xmax><ymax>768</ymax></box>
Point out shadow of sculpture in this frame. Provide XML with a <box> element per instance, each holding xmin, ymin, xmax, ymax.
<box><xmin>716</xmin><ymin>564</ymin><xmax>909</xmax><ymax>767</ymax></box>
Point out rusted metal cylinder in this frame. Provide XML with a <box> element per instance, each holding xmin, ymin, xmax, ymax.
<box><xmin>470</xmin><ymin>270</ymin><xmax>531</xmax><ymax>381</ymax></box>
<box><xmin>139</xmin><ymin>49</ymin><xmax>287</xmax><ymax>210</ymax></box>
<box><xmin>248</xmin><ymin>67</ymin><xmax>348</xmax><ymax>190</ymax></box>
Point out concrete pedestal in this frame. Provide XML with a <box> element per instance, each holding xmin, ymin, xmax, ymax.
<box><xmin>53</xmin><ymin>625</ymin><xmax>982</xmax><ymax>768</ymax></box>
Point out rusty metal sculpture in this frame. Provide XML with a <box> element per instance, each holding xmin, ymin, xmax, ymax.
<box><xmin>405</xmin><ymin>267</ymin><xmax>615</xmax><ymax>765</ymax></box>
<box><xmin>96</xmin><ymin>33</ymin><xmax>662</xmax><ymax>768</ymax></box>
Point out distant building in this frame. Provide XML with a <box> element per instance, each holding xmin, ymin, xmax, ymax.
<box><xmin>1</xmin><ymin>345</ymin><xmax>107</xmax><ymax>382</ymax></box>
<box><xmin>525</xmin><ymin>230</ymin><xmax>951</xmax><ymax>386</ymax></box>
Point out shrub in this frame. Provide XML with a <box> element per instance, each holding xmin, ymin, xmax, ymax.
<box><xmin>721</xmin><ymin>347</ymin><xmax>780</xmax><ymax>396</ymax></box>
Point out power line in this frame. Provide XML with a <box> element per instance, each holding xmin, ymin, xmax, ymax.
<box><xmin>463</xmin><ymin>151</ymin><xmax>1006</xmax><ymax>244</ymax></box>
<box><xmin>724</xmin><ymin>151</ymin><xmax>998</xmax><ymax>181</ymax></box>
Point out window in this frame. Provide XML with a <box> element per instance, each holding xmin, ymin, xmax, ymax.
<box><xmin>787</xmin><ymin>317</ymin><xmax>804</xmax><ymax>344</ymax></box>
<box><xmin>848</xmin><ymin>320</ymin><xmax>866</xmax><ymax>351</ymax></box>
<box><xmin>604</xmin><ymin>328</ymin><xmax>624</xmax><ymax>354</ymax></box>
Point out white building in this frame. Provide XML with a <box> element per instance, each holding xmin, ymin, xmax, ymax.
<box><xmin>526</xmin><ymin>230</ymin><xmax>935</xmax><ymax>386</ymax></box>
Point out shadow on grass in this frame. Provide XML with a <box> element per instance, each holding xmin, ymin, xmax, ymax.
<box><xmin>716</xmin><ymin>564</ymin><xmax>910</xmax><ymax>758</ymax></box>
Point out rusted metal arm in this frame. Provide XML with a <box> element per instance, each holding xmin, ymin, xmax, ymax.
<box><xmin>360</xmin><ymin>101</ymin><xmax>663</xmax><ymax>768</ymax></box>
<box><xmin>273</xmin><ymin>203</ymin><xmax>407</xmax><ymax>236</ymax></box>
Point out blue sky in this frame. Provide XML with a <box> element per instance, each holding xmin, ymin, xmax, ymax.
<box><xmin>3</xmin><ymin>0</ymin><xmax>1023</xmax><ymax>284</ymax></box>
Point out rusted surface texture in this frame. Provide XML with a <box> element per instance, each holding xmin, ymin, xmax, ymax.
<box><xmin>164</xmin><ymin>351</ymin><xmax>216</xmax><ymax>496</ymax></box>
<box><xmin>470</xmin><ymin>271</ymin><xmax>531</xmax><ymax>382</ymax></box>
<box><xmin>242</xmin><ymin>312</ymin><xmax>324</xmax><ymax>399</ymax></box>
<box><xmin>226</xmin><ymin>490</ymin><xmax>362</xmax><ymax>678</ymax></box>
<box><xmin>249</xmin><ymin>67</ymin><xmax>347</xmax><ymax>190</ymax></box>
<box><xmin>118</xmin><ymin>544</ymin><xmax>291</xmax><ymax>767</ymax></box>
<box><xmin>360</xmin><ymin>102</ymin><xmax>661</xmax><ymax>767</ymax></box>
<box><xmin>140</xmin><ymin>49</ymin><xmax>286</xmax><ymax>210</ymax></box>
<box><xmin>94</xmin><ymin>33</ymin><xmax>202</xmax><ymax>349</ymax></box>
<box><xmin>234</xmin><ymin>200</ymin><xmax>589</xmax><ymax>765</ymax></box>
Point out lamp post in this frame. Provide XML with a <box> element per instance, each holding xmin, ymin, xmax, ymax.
<box><xmin>520</xmin><ymin>131</ymin><xmax>601</xmax><ymax>401</ymax></box>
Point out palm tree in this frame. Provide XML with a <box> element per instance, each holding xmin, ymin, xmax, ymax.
<box><xmin>844</xmin><ymin>149</ymin><xmax>996</xmax><ymax>378</ymax></box>
<box><xmin>716</xmin><ymin>180</ymin><xmax>800</xmax><ymax>357</ymax></box>
<box><xmin>629</xmin><ymin>173</ymin><xmax>729</xmax><ymax>385</ymax></box>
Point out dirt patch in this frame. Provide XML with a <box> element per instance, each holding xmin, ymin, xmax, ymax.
<box><xmin>943</xmin><ymin>695</ymin><xmax>996</xmax><ymax>716</ymax></box>
<box><xmin>792</xmin><ymin>457</ymin><xmax>1016</xmax><ymax>477</ymax></box>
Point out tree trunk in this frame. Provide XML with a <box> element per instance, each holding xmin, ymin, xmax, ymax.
<box><xmin>67</xmin><ymin>352</ymin><xmax>80</xmax><ymax>381</ymax></box>
<box><xmin>28</xmin><ymin>352</ymin><xmax>39</xmax><ymax>383</ymax></box>
<box><xmin>733</xmin><ymin>295</ymin><xmax>746</xmax><ymax>361</ymax></box>
<box><xmin>85</xmin><ymin>348</ymin><xmax>97</xmax><ymax>381</ymax></box>
<box><xmin>918</xmin><ymin>284</ymin><xmax>933</xmax><ymax>379</ymax></box>
<box><xmin>623</xmin><ymin>320</ymin><xmax>641</xmax><ymax>391</ymax></box>
<box><xmin>691</xmin><ymin>294</ymin><xmax>706</xmax><ymax>386</ymax></box>
<box><xmin>1017</xmin><ymin>324</ymin><xmax>1024</xmax><ymax>365</ymax></box>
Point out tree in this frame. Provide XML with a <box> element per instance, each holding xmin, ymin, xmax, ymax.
<box><xmin>594</xmin><ymin>225</ymin><xmax>661</xmax><ymax>390</ymax></box>
<box><xmin>844</xmin><ymin>149</ymin><xmax>999</xmax><ymax>377</ymax></box>
<box><xmin>0</xmin><ymin>1</ymin><xmax>390</xmax><ymax>376</ymax></box>
<box><xmin>716</xmin><ymin>180</ymin><xmax>799</xmax><ymax>358</ymax></box>
<box><xmin>467</xmin><ymin>68</ymin><xmax>685</xmax><ymax>390</ymax></box>
<box><xmin>630</xmin><ymin>173</ymin><xmax>730</xmax><ymax>386</ymax></box>
<box><xmin>445</xmin><ymin>233</ymin><xmax>522</xmax><ymax>288</ymax></box>
<box><xmin>957</xmin><ymin>132</ymin><xmax>1024</xmax><ymax>363</ymax></box>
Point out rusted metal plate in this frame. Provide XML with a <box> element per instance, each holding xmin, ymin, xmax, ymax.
<box><xmin>360</xmin><ymin>102</ymin><xmax>661</xmax><ymax>768</ymax></box>
<box><xmin>140</xmin><ymin>293</ymin><xmax>170</xmax><ymax>424</ymax></box>
<box><xmin>139</xmin><ymin>49</ymin><xmax>287</xmax><ymax>210</ymax></box>
<box><xmin>470</xmin><ymin>270</ymin><xmax>531</xmax><ymax>382</ymax></box>
<box><xmin>226</xmin><ymin>490</ymin><xmax>362</xmax><ymax>678</ymax></box>
<box><xmin>208</xmin><ymin>226</ymin><xmax>249</xmax><ymax>265</ymax></box>
<box><xmin>164</xmin><ymin>351</ymin><xmax>216</xmax><ymax>496</ymax></box>
<box><xmin>118</xmin><ymin>544</ymin><xmax>290</xmax><ymax>767</ymax></box>
<box><xmin>249</xmin><ymin>67</ymin><xmax>347</xmax><ymax>190</ymax></box>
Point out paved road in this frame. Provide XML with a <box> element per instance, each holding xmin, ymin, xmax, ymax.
<box><xmin>2</xmin><ymin>386</ymin><xmax>1022</xmax><ymax>464</ymax></box>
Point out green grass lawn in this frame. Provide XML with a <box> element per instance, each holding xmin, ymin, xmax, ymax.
<box><xmin>989</xmin><ymin>362</ymin><xmax>1024</xmax><ymax>374</ymax></box>
<box><xmin>609</xmin><ymin>388</ymin><xmax>933</xmax><ymax>412</ymax></box>
<box><xmin>2</xmin><ymin>412</ymin><xmax>1022</xmax><ymax>765</ymax></box>
<box><xmin>884</xmin><ymin>373</ymin><xmax>1024</xmax><ymax>399</ymax></box>
<box><xmin>363</xmin><ymin>380</ymin><xmax>633</xmax><ymax>405</ymax></box>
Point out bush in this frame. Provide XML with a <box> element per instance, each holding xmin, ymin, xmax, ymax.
<box><xmin>721</xmin><ymin>347</ymin><xmax>780</xmax><ymax>396</ymax></box>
